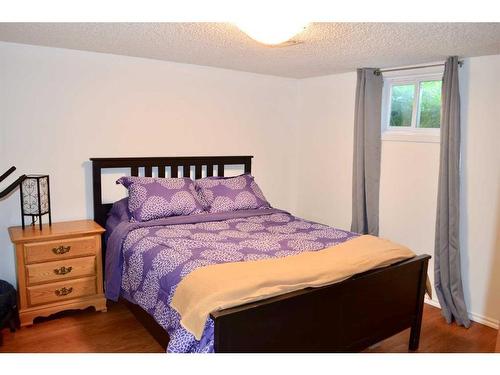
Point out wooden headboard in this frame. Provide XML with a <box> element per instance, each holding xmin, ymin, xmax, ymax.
<box><xmin>90</xmin><ymin>156</ymin><xmax>253</xmax><ymax>228</ymax></box>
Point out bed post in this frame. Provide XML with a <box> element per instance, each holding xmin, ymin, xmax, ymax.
<box><xmin>91</xmin><ymin>160</ymin><xmax>104</xmax><ymax>228</ymax></box>
<box><xmin>408</xmin><ymin>256</ymin><xmax>429</xmax><ymax>351</ymax></box>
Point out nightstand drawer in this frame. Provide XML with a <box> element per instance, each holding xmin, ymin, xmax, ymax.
<box><xmin>26</xmin><ymin>256</ymin><xmax>97</xmax><ymax>285</ymax></box>
<box><xmin>27</xmin><ymin>276</ymin><xmax>97</xmax><ymax>306</ymax></box>
<box><xmin>24</xmin><ymin>235</ymin><xmax>97</xmax><ymax>264</ymax></box>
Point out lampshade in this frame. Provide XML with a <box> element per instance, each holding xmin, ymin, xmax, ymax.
<box><xmin>235</xmin><ymin>21</ymin><xmax>309</xmax><ymax>45</ymax></box>
<box><xmin>20</xmin><ymin>174</ymin><xmax>52</xmax><ymax>230</ymax></box>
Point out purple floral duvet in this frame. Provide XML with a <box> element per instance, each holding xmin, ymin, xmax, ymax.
<box><xmin>105</xmin><ymin>208</ymin><xmax>358</xmax><ymax>353</ymax></box>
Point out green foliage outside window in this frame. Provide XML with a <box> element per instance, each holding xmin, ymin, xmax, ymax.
<box><xmin>418</xmin><ymin>80</ymin><xmax>442</xmax><ymax>128</ymax></box>
<box><xmin>390</xmin><ymin>84</ymin><xmax>414</xmax><ymax>127</ymax></box>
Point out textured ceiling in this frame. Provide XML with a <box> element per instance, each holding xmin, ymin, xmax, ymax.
<box><xmin>1</xmin><ymin>22</ymin><xmax>500</xmax><ymax>78</ymax></box>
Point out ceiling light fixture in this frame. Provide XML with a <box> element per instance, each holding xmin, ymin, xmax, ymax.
<box><xmin>234</xmin><ymin>20</ymin><xmax>309</xmax><ymax>46</ymax></box>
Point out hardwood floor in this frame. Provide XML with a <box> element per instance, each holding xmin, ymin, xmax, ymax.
<box><xmin>0</xmin><ymin>301</ymin><xmax>163</xmax><ymax>353</ymax></box>
<box><xmin>0</xmin><ymin>302</ymin><xmax>496</xmax><ymax>353</ymax></box>
<box><xmin>365</xmin><ymin>305</ymin><xmax>497</xmax><ymax>353</ymax></box>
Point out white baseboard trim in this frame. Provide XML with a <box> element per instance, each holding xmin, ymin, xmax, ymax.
<box><xmin>424</xmin><ymin>297</ymin><xmax>441</xmax><ymax>309</ymax></box>
<box><xmin>424</xmin><ymin>297</ymin><xmax>499</xmax><ymax>330</ymax></box>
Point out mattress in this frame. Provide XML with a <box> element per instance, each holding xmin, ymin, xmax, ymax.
<box><xmin>105</xmin><ymin>208</ymin><xmax>358</xmax><ymax>353</ymax></box>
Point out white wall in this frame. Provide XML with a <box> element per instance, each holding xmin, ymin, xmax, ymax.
<box><xmin>0</xmin><ymin>42</ymin><xmax>299</xmax><ymax>286</ymax></box>
<box><xmin>296</xmin><ymin>72</ymin><xmax>356</xmax><ymax>229</ymax></box>
<box><xmin>458</xmin><ymin>55</ymin><xmax>500</xmax><ymax>326</ymax></box>
<box><xmin>296</xmin><ymin>55</ymin><xmax>500</xmax><ymax>327</ymax></box>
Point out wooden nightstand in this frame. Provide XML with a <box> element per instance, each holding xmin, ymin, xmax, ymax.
<box><xmin>8</xmin><ymin>220</ymin><xmax>107</xmax><ymax>326</ymax></box>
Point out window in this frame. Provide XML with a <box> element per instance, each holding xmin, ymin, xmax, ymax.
<box><xmin>381</xmin><ymin>66</ymin><xmax>443</xmax><ymax>142</ymax></box>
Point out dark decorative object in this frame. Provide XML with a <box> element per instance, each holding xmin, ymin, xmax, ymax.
<box><xmin>20</xmin><ymin>175</ymin><xmax>52</xmax><ymax>230</ymax></box>
<box><xmin>0</xmin><ymin>280</ymin><xmax>20</xmax><ymax>346</ymax></box>
<box><xmin>91</xmin><ymin>156</ymin><xmax>430</xmax><ymax>352</ymax></box>
<box><xmin>0</xmin><ymin>166</ymin><xmax>26</xmax><ymax>199</ymax></box>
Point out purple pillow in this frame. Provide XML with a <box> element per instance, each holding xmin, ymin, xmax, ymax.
<box><xmin>116</xmin><ymin>176</ymin><xmax>204</xmax><ymax>222</ymax></box>
<box><xmin>195</xmin><ymin>174</ymin><xmax>271</xmax><ymax>213</ymax></box>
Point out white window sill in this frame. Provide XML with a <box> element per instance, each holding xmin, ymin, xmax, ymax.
<box><xmin>382</xmin><ymin>131</ymin><xmax>440</xmax><ymax>143</ymax></box>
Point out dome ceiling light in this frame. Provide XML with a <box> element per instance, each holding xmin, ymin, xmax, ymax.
<box><xmin>234</xmin><ymin>20</ymin><xmax>309</xmax><ymax>46</ymax></box>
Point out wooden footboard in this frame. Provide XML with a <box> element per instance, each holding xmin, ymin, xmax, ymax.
<box><xmin>123</xmin><ymin>254</ymin><xmax>430</xmax><ymax>352</ymax></box>
<box><xmin>210</xmin><ymin>254</ymin><xmax>430</xmax><ymax>352</ymax></box>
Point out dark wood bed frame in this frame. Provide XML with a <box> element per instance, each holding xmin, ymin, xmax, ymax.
<box><xmin>90</xmin><ymin>155</ymin><xmax>430</xmax><ymax>352</ymax></box>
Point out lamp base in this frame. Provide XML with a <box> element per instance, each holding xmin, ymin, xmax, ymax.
<box><xmin>21</xmin><ymin>212</ymin><xmax>52</xmax><ymax>231</ymax></box>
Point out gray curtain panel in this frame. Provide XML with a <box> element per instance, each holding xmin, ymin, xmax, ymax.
<box><xmin>434</xmin><ymin>56</ymin><xmax>471</xmax><ymax>328</ymax></box>
<box><xmin>351</xmin><ymin>68</ymin><xmax>383</xmax><ymax>235</ymax></box>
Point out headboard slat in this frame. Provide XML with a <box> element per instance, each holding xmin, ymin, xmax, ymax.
<box><xmin>195</xmin><ymin>164</ymin><xmax>202</xmax><ymax>179</ymax></box>
<box><xmin>207</xmin><ymin>164</ymin><xmax>214</xmax><ymax>177</ymax></box>
<box><xmin>158</xmin><ymin>165</ymin><xmax>165</xmax><ymax>178</ymax></box>
<box><xmin>183</xmin><ymin>164</ymin><xmax>190</xmax><ymax>178</ymax></box>
<box><xmin>171</xmin><ymin>165</ymin><xmax>178</xmax><ymax>178</ymax></box>
<box><xmin>217</xmin><ymin>165</ymin><xmax>225</xmax><ymax>177</ymax></box>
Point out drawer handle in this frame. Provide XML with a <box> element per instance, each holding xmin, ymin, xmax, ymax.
<box><xmin>54</xmin><ymin>287</ymin><xmax>73</xmax><ymax>297</ymax></box>
<box><xmin>52</xmin><ymin>245</ymin><xmax>71</xmax><ymax>255</ymax></box>
<box><xmin>54</xmin><ymin>266</ymin><xmax>73</xmax><ymax>275</ymax></box>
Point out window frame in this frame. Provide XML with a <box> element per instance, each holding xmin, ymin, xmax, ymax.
<box><xmin>381</xmin><ymin>66</ymin><xmax>444</xmax><ymax>143</ymax></box>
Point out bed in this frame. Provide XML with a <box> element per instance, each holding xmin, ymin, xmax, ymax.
<box><xmin>91</xmin><ymin>155</ymin><xmax>430</xmax><ymax>353</ymax></box>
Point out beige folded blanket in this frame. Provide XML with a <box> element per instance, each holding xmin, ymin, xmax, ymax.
<box><xmin>171</xmin><ymin>235</ymin><xmax>415</xmax><ymax>339</ymax></box>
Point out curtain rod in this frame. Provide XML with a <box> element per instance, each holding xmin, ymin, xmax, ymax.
<box><xmin>374</xmin><ymin>61</ymin><xmax>463</xmax><ymax>75</ymax></box>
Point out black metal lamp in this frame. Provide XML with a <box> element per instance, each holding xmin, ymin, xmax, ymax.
<box><xmin>19</xmin><ymin>175</ymin><xmax>52</xmax><ymax>230</ymax></box>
